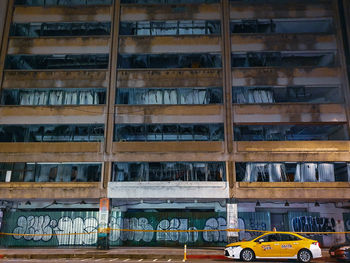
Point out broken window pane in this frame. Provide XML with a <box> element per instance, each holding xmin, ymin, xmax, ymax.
<box><xmin>10</xmin><ymin>22</ymin><xmax>111</xmax><ymax>37</ymax></box>
<box><xmin>0</xmin><ymin>124</ymin><xmax>104</xmax><ymax>142</ymax></box>
<box><xmin>115</xmin><ymin>87</ymin><xmax>222</xmax><ymax>104</ymax></box>
<box><xmin>1</xmin><ymin>89</ymin><xmax>106</xmax><ymax>105</ymax></box>
<box><xmin>5</xmin><ymin>54</ymin><xmax>109</xmax><ymax>70</ymax></box>
<box><xmin>163</xmin><ymin>124</ymin><xmax>178</xmax><ymax>141</ymax></box>
<box><xmin>120</xmin><ymin>20</ymin><xmax>220</xmax><ymax>36</ymax></box>
<box><xmin>112</xmin><ymin>162</ymin><xmax>225</xmax><ymax>182</ymax></box>
<box><xmin>236</xmin><ymin>162</ymin><xmax>350</xmax><ymax>183</ymax></box>
<box><xmin>232</xmin><ymin>86</ymin><xmax>343</xmax><ymax>104</ymax></box>
<box><xmin>118</xmin><ymin>53</ymin><xmax>222</xmax><ymax>69</ymax></box>
<box><xmin>114</xmin><ymin>123</ymin><xmax>224</xmax><ymax>141</ymax></box>
<box><xmin>0</xmin><ymin>162</ymin><xmax>101</xmax><ymax>182</ymax></box>
<box><xmin>231</xmin><ymin>52</ymin><xmax>335</xmax><ymax>67</ymax></box>
<box><xmin>230</xmin><ymin>18</ymin><xmax>333</xmax><ymax>34</ymax></box>
<box><xmin>14</xmin><ymin>0</ymin><xmax>112</xmax><ymax>6</ymax></box>
<box><xmin>234</xmin><ymin>124</ymin><xmax>349</xmax><ymax>141</ymax></box>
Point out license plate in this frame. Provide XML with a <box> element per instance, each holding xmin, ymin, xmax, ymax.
<box><xmin>331</xmin><ymin>252</ymin><xmax>335</xmax><ymax>256</ymax></box>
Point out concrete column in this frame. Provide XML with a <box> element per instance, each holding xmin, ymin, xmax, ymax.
<box><xmin>226</xmin><ymin>201</ymin><xmax>239</xmax><ymax>243</ymax></box>
<box><xmin>0</xmin><ymin>0</ymin><xmax>8</xmax><ymax>54</ymax></box>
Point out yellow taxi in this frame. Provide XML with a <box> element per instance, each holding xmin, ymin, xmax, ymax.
<box><xmin>224</xmin><ymin>231</ymin><xmax>322</xmax><ymax>262</ymax></box>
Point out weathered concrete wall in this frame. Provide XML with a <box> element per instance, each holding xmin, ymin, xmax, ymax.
<box><xmin>3</xmin><ymin>71</ymin><xmax>109</xmax><ymax>89</ymax></box>
<box><xmin>8</xmin><ymin>37</ymin><xmax>110</xmax><ymax>55</ymax></box>
<box><xmin>13</xmin><ymin>6</ymin><xmax>111</xmax><ymax>23</ymax></box>
<box><xmin>119</xmin><ymin>36</ymin><xmax>221</xmax><ymax>54</ymax></box>
<box><xmin>230</xmin><ymin>2</ymin><xmax>333</xmax><ymax>19</ymax></box>
<box><xmin>108</xmin><ymin>181</ymin><xmax>229</xmax><ymax>199</ymax></box>
<box><xmin>120</xmin><ymin>4</ymin><xmax>220</xmax><ymax>21</ymax></box>
<box><xmin>117</xmin><ymin>69</ymin><xmax>222</xmax><ymax>88</ymax></box>
<box><xmin>115</xmin><ymin>105</ymin><xmax>224</xmax><ymax>123</ymax></box>
<box><xmin>113</xmin><ymin>141</ymin><xmax>224</xmax><ymax>153</ymax></box>
<box><xmin>233</xmin><ymin>104</ymin><xmax>347</xmax><ymax>124</ymax></box>
<box><xmin>0</xmin><ymin>106</ymin><xmax>105</xmax><ymax>124</ymax></box>
<box><xmin>231</xmin><ymin>35</ymin><xmax>337</xmax><ymax>52</ymax></box>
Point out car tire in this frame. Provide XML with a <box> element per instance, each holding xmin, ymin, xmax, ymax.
<box><xmin>297</xmin><ymin>249</ymin><xmax>312</xmax><ymax>263</ymax></box>
<box><xmin>240</xmin><ymin>248</ymin><xmax>255</xmax><ymax>262</ymax></box>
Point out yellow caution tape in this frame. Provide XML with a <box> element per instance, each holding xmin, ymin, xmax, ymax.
<box><xmin>0</xmin><ymin>228</ymin><xmax>349</xmax><ymax>237</ymax></box>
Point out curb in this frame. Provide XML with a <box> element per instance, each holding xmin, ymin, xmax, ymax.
<box><xmin>188</xmin><ymin>255</ymin><xmax>228</xmax><ymax>260</ymax></box>
<box><xmin>2</xmin><ymin>254</ymin><xmax>184</xmax><ymax>260</ymax></box>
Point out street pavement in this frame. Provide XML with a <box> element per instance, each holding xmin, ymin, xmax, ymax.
<box><xmin>0</xmin><ymin>247</ymin><xmax>335</xmax><ymax>263</ymax></box>
<box><xmin>0</xmin><ymin>258</ymin><xmax>340</xmax><ymax>263</ymax></box>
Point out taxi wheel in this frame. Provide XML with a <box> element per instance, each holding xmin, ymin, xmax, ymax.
<box><xmin>240</xmin><ymin>248</ymin><xmax>255</xmax><ymax>262</ymax></box>
<box><xmin>297</xmin><ymin>249</ymin><xmax>312</xmax><ymax>263</ymax></box>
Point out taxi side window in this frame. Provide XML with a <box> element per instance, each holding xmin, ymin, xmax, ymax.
<box><xmin>257</xmin><ymin>234</ymin><xmax>280</xmax><ymax>242</ymax></box>
<box><xmin>279</xmin><ymin>234</ymin><xmax>301</xmax><ymax>241</ymax></box>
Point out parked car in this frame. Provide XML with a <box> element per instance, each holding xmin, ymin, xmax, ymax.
<box><xmin>329</xmin><ymin>242</ymin><xmax>350</xmax><ymax>261</ymax></box>
<box><xmin>225</xmin><ymin>231</ymin><xmax>322</xmax><ymax>263</ymax></box>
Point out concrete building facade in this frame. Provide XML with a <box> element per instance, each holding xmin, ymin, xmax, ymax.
<box><xmin>0</xmin><ymin>0</ymin><xmax>350</xmax><ymax>247</ymax></box>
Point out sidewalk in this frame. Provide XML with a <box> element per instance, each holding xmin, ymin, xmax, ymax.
<box><xmin>0</xmin><ymin>247</ymin><xmax>331</xmax><ymax>260</ymax></box>
<box><xmin>0</xmin><ymin>247</ymin><xmax>223</xmax><ymax>260</ymax></box>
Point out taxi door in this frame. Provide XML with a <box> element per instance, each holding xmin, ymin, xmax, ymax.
<box><xmin>253</xmin><ymin>234</ymin><xmax>281</xmax><ymax>258</ymax></box>
<box><xmin>278</xmin><ymin>234</ymin><xmax>301</xmax><ymax>257</ymax></box>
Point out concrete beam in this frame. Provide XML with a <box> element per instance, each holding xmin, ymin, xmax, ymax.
<box><xmin>0</xmin><ymin>105</ymin><xmax>105</xmax><ymax>124</ymax></box>
<box><xmin>0</xmin><ymin>142</ymin><xmax>102</xmax><ymax>153</ymax></box>
<box><xmin>233</xmin><ymin>182</ymin><xmax>350</xmax><ymax>200</ymax></box>
<box><xmin>113</xmin><ymin>141</ymin><xmax>224</xmax><ymax>153</ymax></box>
<box><xmin>117</xmin><ymin>69</ymin><xmax>222</xmax><ymax>88</ymax></box>
<box><xmin>115</xmin><ymin>105</ymin><xmax>224</xmax><ymax>123</ymax></box>
<box><xmin>233</xmin><ymin>104</ymin><xmax>346</xmax><ymax>124</ymax></box>
<box><xmin>8</xmin><ymin>37</ymin><xmax>110</xmax><ymax>55</ymax></box>
<box><xmin>0</xmin><ymin>182</ymin><xmax>104</xmax><ymax>199</ymax></box>
<box><xmin>119</xmin><ymin>35</ymin><xmax>221</xmax><ymax>54</ymax></box>
<box><xmin>230</xmin><ymin>2</ymin><xmax>333</xmax><ymax>19</ymax></box>
<box><xmin>232</xmin><ymin>67</ymin><xmax>341</xmax><ymax>86</ymax></box>
<box><xmin>236</xmin><ymin>141</ymin><xmax>350</xmax><ymax>153</ymax></box>
<box><xmin>108</xmin><ymin>181</ymin><xmax>229</xmax><ymax>199</ymax></box>
<box><xmin>231</xmin><ymin>34</ymin><xmax>337</xmax><ymax>52</ymax></box>
<box><xmin>3</xmin><ymin>70</ymin><xmax>108</xmax><ymax>89</ymax></box>
<box><xmin>13</xmin><ymin>6</ymin><xmax>111</xmax><ymax>23</ymax></box>
<box><xmin>120</xmin><ymin>4</ymin><xmax>220</xmax><ymax>21</ymax></box>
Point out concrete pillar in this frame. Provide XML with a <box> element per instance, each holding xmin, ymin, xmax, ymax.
<box><xmin>0</xmin><ymin>0</ymin><xmax>8</xmax><ymax>53</ymax></box>
<box><xmin>226</xmin><ymin>201</ymin><xmax>239</xmax><ymax>243</ymax></box>
<box><xmin>97</xmin><ymin>198</ymin><xmax>110</xmax><ymax>249</ymax></box>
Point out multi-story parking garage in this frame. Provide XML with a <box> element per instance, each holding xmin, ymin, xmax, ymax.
<box><xmin>0</xmin><ymin>0</ymin><xmax>350</xmax><ymax>247</ymax></box>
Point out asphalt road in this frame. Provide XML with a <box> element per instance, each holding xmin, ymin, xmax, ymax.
<box><xmin>0</xmin><ymin>258</ymin><xmax>340</xmax><ymax>263</ymax></box>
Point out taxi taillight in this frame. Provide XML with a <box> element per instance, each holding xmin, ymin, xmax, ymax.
<box><xmin>312</xmin><ymin>242</ymin><xmax>319</xmax><ymax>247</ymax></box>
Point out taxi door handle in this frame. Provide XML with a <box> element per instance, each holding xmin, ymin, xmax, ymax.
<box><xmin>273</xmin><ymin>243</ymin><xmax>280</xmax><ymax>245</ymax></box>
<box><xmin>293</xmin><ymin>243</ymin><xmax>298</xmax><ymax>245</ymax></box>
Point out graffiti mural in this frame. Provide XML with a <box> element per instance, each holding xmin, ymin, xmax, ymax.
<box><xmin>202</xmin><ymin>217</ymin><xmax>226</xmax><ymax>242</ymax></box>
<box><xmin>13</xmin><ymin>215</ymin><xmax>55</xmax><ymax>242</ymax></box>
<box><xmin>1</xmin><ymin>211</ymin><xmax>229</xmax><ymax>247</ymax></box>
<box><xmin>291</xmin><ymin>216</ymin><xmax>335</xmax><ymax>233</ymax></box>
<box><xmin>157</xmin><ymin>218</ymin><xmax>197</xmax><ymax>243</ymax></box>
<box><xmin>238</xmin><ymin>212</ymin><xmax>270</xmax><ymax>241</ymax></box>
<box><xmin>109</xmin><ymin>217</ymin><xmax>154</xmax><ymax>243</ymax></box>
<box><xmin>108</xmin><ymin>212</ymin><xmax>227</xmax><ymax>246</ymax></box>
<box><xmin>54</xmin><ymin>217</ymin><xmax>98</xmax><ymax>245</ymax></box>
<box><xmin>1</xmin><ymin>211</ymin><xmax>99</xmax><ymax>247</ymax></box>
<box><xmin>343</xmin><ymin>213</ymin><xmax>350</xmax><ymax>242</ymax></box>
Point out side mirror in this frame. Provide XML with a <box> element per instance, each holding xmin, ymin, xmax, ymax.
<box><xmin>259</xmin><ymin>239</ymin><xmax>264</xmax><ymax>243</ymax></box>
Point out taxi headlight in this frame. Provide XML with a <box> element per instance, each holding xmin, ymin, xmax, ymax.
<box><xmin>227</xmin><ymin>245</ymin><xmax>240</xmax><ymax>249</ymax></box>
